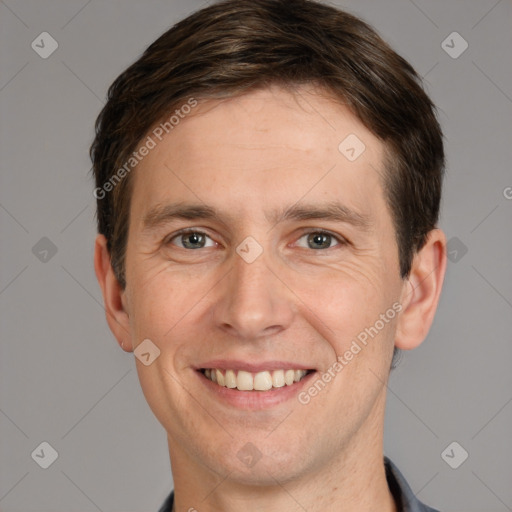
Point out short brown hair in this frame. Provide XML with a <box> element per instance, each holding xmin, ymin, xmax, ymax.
<box><xmin>91</xmin><ymin>0</ymin><xmax>444</xmax><ymax>289</ymax></box>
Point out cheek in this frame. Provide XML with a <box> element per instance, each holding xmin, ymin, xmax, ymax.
<box><xmin>129</xmin><ymin>286</ymin><xmax>173</xmax><ymax>341</ymax></box>
<box><xmin>292</xmin><ymin>261</ymin><xmax>386</xmax><ymax>325</ymax></box>
<box><xmin>289</xmin><ymin>262</ymin><xmax>400</xmax><ymax>370</ymax></box>
<box><xmin>126</xmin><ymin>261</ymin><xmax>209</xmax><ymax>338</ymax></box>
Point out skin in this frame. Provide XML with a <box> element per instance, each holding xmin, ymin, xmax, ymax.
<box><xmin>95</xmin><ymin>85</ymin><xmax>446</xmax><ymax>512</ymax></box>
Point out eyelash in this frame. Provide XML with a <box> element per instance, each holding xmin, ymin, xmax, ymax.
<box><xmin>295</xmin><ymin>228</ymin><xmax>347</xmax><ymax>249</ymax></box>
<box><xmin>166</xmin><ymin>228</ymin><xmax>216</xmax><ymax>248</ymax></box>
<box><xmin>165</xmin><ymin>228</ymin><xmax>348</xmax><ymax>249</ymax></box>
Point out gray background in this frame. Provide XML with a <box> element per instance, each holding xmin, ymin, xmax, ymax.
<box><xmin>0</xmin><ymin>0</ymin><xmax>511</xmax><ymax>510</ymax></box>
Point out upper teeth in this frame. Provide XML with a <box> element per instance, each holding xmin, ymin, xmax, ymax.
<box><xmin>204</xmin><ymin>369</ymin><xmax>308</xmax><ymax>391</ymax></box>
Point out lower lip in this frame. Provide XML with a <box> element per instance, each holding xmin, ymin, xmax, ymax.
<box><xmin>197</xmin><ymin>370</ymin><xmax>316</xmax><ymax>409</ymax></box>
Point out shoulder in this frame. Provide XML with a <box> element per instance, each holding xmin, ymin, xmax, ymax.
<box><xmin>158</xmin><ymin>491</ymin><xmax>174</xmax><ymax>512</ymax></box>
<box><xmin>385</xmin><ymin>456</ymin><xmax>441</xmax><ymax>512</ymax></box>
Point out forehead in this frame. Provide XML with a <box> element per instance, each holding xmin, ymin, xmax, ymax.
<box><xmin>130</xmin><ymin>85</ymin><xmax>387</xmax><ymax>225</ymax></box>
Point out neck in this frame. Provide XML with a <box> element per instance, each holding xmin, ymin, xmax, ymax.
<box><xmin>168</xmin><ymin>391</ymin><xmax>396</xmax><ymax>512</ymax></box>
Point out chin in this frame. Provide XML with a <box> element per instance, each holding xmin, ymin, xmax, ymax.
<box><xmin>197</xmin><ymin>434</ymin><xmax>316</xmax><ymax>487</ymax></box>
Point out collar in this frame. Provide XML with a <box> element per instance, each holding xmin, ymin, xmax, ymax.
<box><xmin>384</xmin><ymin>456</ymin><xmax>440</xmax><ymax>512</ymax></box>
<box><xmin>159</xmin><ymin>457</ymin><xmax>440</xmax><ymax>512</ymax></box>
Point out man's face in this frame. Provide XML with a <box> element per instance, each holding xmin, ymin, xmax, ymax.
<box><xmin>122</xmin><ymin>86</ymin><xmax>408</xmax><ymax>483</ymax></box>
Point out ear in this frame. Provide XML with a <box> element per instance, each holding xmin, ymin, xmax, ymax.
<box><xmin>395</xmin><ymin>228</ymin><xmax>447</xmax><ymax>350</ymax></box>
<box><xmin>94</xmin><ymin>234</ymin><xmax>133</xmax><ymax>352</ymax></box>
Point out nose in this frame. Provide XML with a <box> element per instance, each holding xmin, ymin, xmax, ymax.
<box><xmin>212</xmin><ymin>248</ymin><xmax>295</xmax><ymax>341</ymax></box>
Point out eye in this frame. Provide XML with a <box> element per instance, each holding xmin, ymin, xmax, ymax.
<box><xmin>295</xmin><ymin>231</ymin><xmax>342</xmax><ymax>250</ymax></box>
<box><xmin>168</xmin><ymin>230</ymin><xmax>216</xmax><ymax>249</ymax></box>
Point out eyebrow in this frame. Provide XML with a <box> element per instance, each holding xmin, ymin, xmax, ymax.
<box><xmin>271</xmin><ymin>202</ymin><xmax>372</xmax><ymax>231</ymax></box>
<box><xmin>142</xmin><ymin>203</ymin><xmax>221</xmax><ymax>232</ymax></box>
<box><xmin>141</xmin><ymin>201</ymin><xmax>372</xmax><ymax>233</ymax></box>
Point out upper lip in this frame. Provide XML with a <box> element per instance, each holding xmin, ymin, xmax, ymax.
<box><xmin>195</xmin><ymin>360</ymin><xmax>315</xmax><ymax>372</ymax></box>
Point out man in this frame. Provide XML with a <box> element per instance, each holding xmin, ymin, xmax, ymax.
<box><xmin>91</xmin><ymin>1</ymin><xmax>446</xmax><ymax>510</ymax></box>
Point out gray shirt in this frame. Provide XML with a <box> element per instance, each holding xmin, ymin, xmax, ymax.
<box><xmin>158</xmin><ymin>456</ymin><xmax>440</xmax><ymax>511</ymax></box>
<box><xmin>385</xmin><ymin>457</ymin><xmax>440</xmax><ymax>511</ymax></box>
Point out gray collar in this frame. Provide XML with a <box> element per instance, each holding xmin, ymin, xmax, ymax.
<box><xmin>159</xmin><ymin>457</ymin><xmax>441</xmax><ymax>511</ymax></box>
<box><xmin>384</xmin><ymin>456</ymin><xmax>440</xmax><ymax>512</ymax></box>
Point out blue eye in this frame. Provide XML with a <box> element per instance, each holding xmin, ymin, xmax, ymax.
<box><xmin>169</xmin><ymin>231</ymin><xmax>215</xmax><ymax>249</ymax></box>
<box><xmin>296</xmin><ymin>231</ymin><xmax>341</xmax><ymax>250</ymax></box>
<box><xmin>166</xmin><ymin>229</ymin><xmax>344</xmax><ymax>251</ymax></box>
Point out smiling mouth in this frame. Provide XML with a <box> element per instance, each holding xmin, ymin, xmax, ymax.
<box><xmin>200</xmin><ymin>368</ymin><xmax>314</xmax><ymax>391</ymax></box>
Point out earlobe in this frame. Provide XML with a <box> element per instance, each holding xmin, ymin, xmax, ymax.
<box><xmin>94</xmin><ymin>234</ymin><xmax>133</xmax><ymax>352</ymax></box>
<box><xmin>394</xmin><ymin>228</ymin><xmax>447</xmax><ymax>351</ymax></box>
